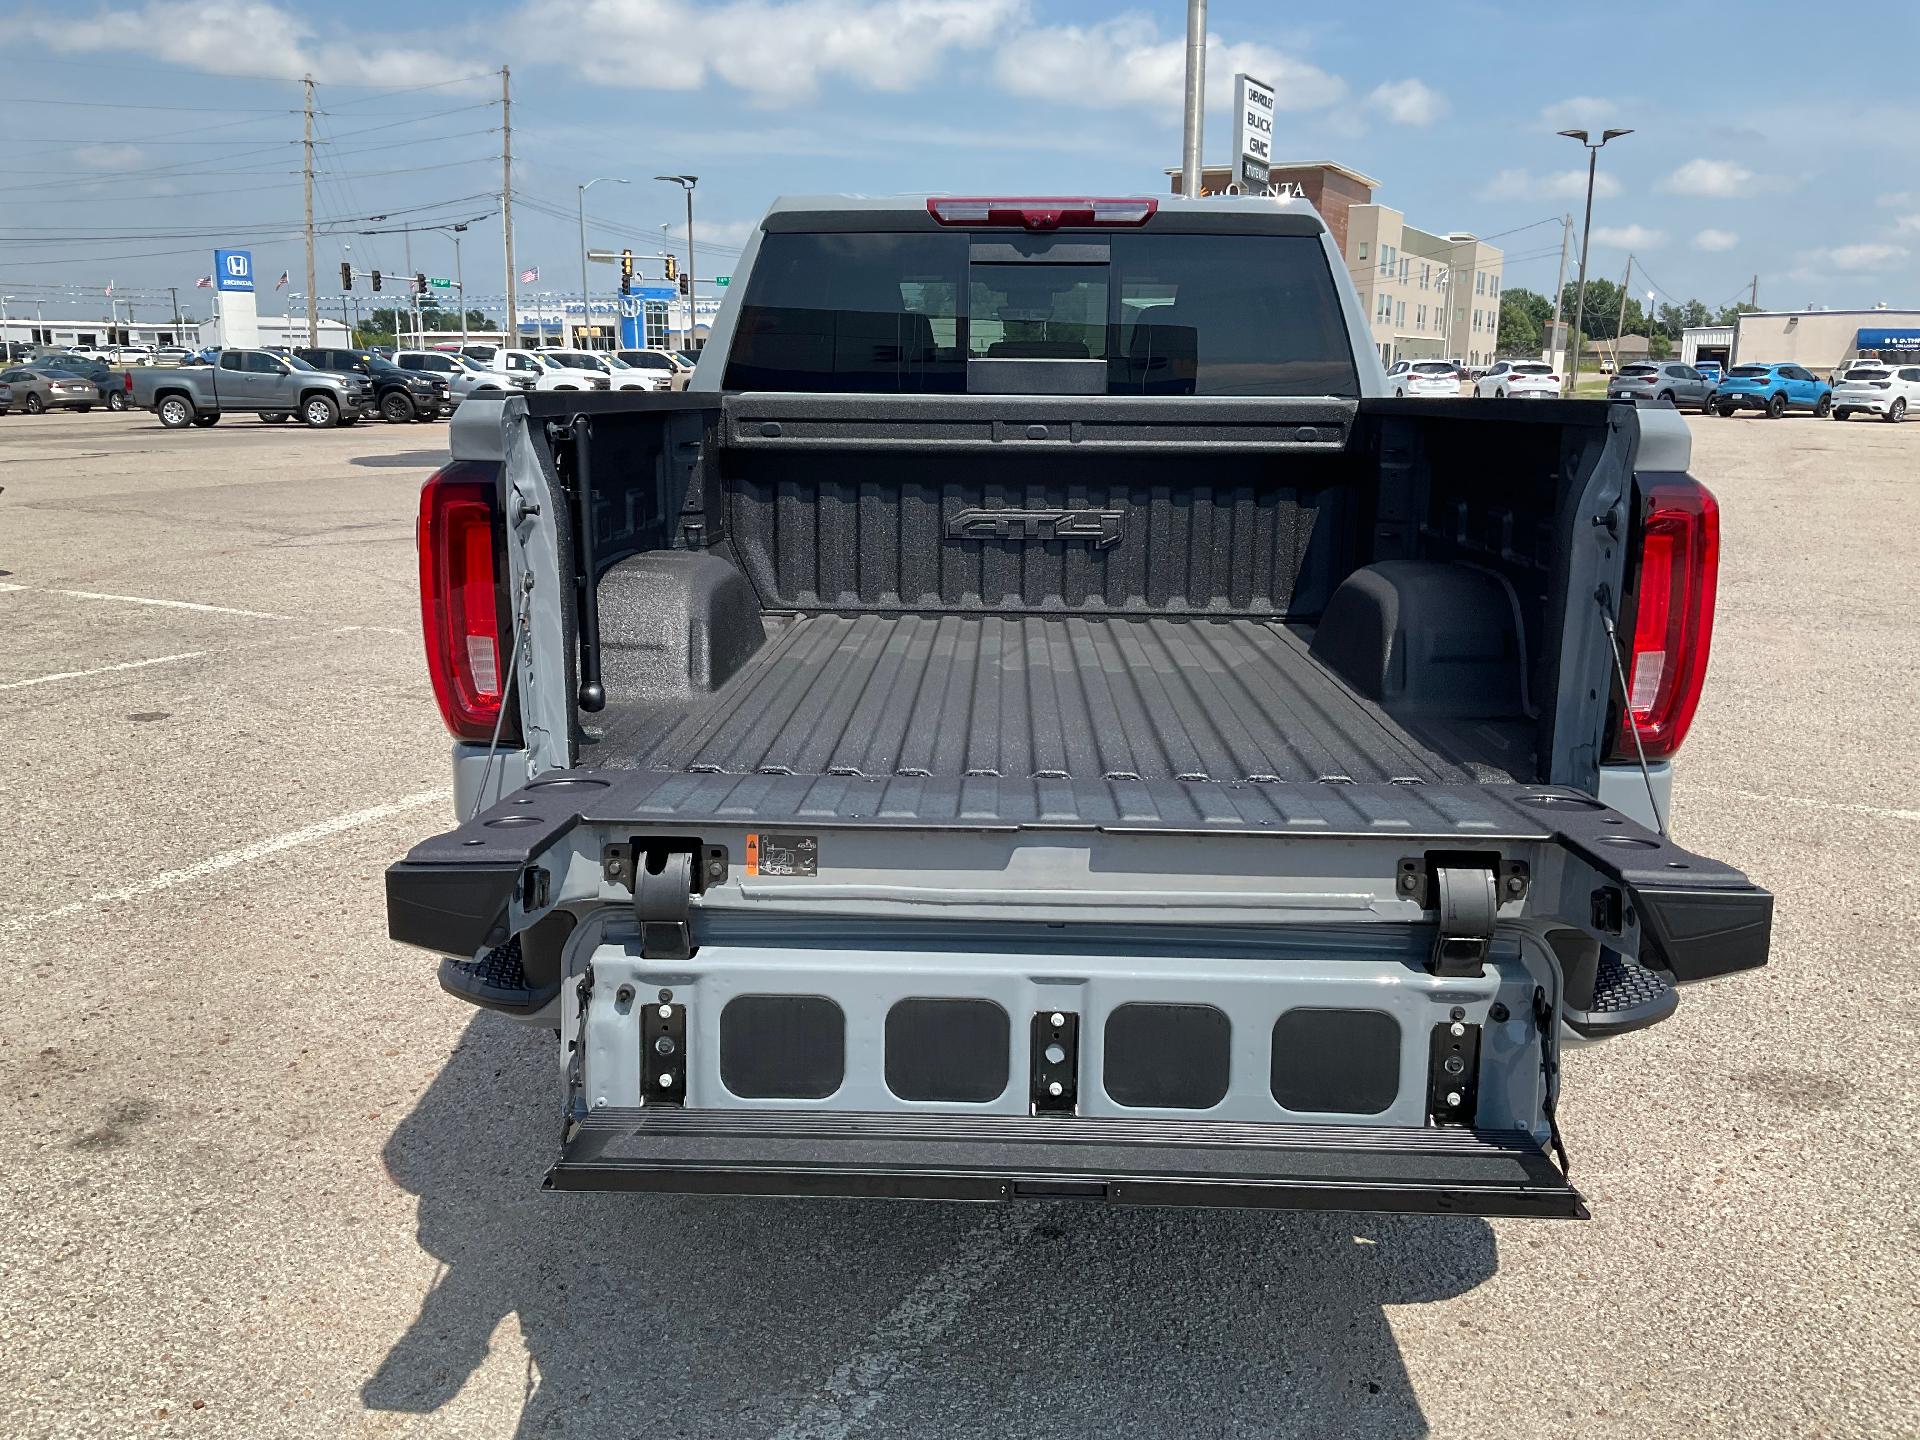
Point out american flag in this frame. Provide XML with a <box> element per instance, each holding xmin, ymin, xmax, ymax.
<box><xmin>519</xmin><ymin>266</ymin><xmax>539</xmax><ymax>284</ymax></box>
<box><xmin>104</xmin><ymin>279</ymin><xmax>114</xmax><ymax>297</ymax></box>
<box><xmin>275</xmin><ymin>270</ymin><xmax>290</xmax><ymax>290</ymax></box>
<box><xmin>195</xmin><ymin>276</ymin><xmax>213</xmax><ymax>289</ymax></box>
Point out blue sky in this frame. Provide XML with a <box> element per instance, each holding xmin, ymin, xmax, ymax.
<box><xmin>1</xmin><ymin>0</ymin><xmax>1914</xmax><ymax>323</ymax></box>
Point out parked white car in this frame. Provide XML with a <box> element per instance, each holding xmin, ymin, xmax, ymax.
<box><xmin>1474</xmin><ymin>360</ymin><xmax>1562</xmax><ymax>399</ymax></box>
<box><xmin>478</xmin><ymin>348</ymin><xmax>609</xmax><ymax>392</ymax></box>
<box><xmin>111</xmin><ymin>345</ymin><xmax>155</xmax><ymax>366</ymax></box>
<box><xmin>1831</xmin><ymin>363</ymin><xmax>1920</xmax><ymax>423</ymax></box>
<box><xmin>543</xmin><ymin>350</ymin><xmax>667</xmax><ymax>393</ymax></box>
<box><xmin>614</xmin><ymin>347</ymin><xmax>693</xmax><ymax>391</ymax></box>
<box><xmin>393</xmin><ymin>349</ymin><xmax>520</xmax><ymax>403</ymax></box>
<box><xmin>1386</xmin><ymin>359</ymin><xmax>1461</xmax><ymax>398</ymax></box>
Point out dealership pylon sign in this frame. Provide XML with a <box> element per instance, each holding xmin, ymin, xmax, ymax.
<box><xmin>1233</xmin><ymin>74</ymin><xmax>1275</xmax><ymax>193</ymax></box>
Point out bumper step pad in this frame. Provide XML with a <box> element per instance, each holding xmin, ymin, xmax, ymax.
<box><xmin>437</xmin><ymin>937</ymin><xmax>560</xmax><ymax>1016</ymax></box>
<box><xmin>1564</xmin><ymin>949</ymin><xmax>1678</xmax><ymax>1039</ymax></box>
<box><xmin>545</xmin><ymin>1108</ymin><xmax>1587</xmax><ymax>1218</ymax></box>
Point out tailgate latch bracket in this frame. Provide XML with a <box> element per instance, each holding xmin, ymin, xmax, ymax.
<box><xmin>1425</xmin><ymin>862</ymin><xmax>1499</xmax><ymax>977</ymax></box>
<box><xmin>634</xmin><ymin>849</ymin><xmax>696</xmax><ymax>960</ymax></box>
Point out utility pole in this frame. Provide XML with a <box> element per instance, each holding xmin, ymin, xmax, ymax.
<box><xmin>1548</xmin><ymin>214</ymin><xmax>1571</xmax><ymax>366</ymax></box>
<box><xmin>303</xmin><ymin>73</ymin><xmax>317</xmax><ymax>347</ymax></box>
<box><xmin>452</xmin><ymin>225</ymin><xmax>468</xmax><ymax>346</ymax></box>
<box><xmin>1179</xmin><ymin>0</ymin><xmax>1208</xmax><ymax>197</ymax></box>
<box><xmin>403</xmin><ymin>223</ymin><xmax>417</xmax><ymax>347</ymax></box>
<box><xmin>501</xmin><ymin>66</ymin><xmax>517</xmax><ymax>348</ymax></box>
<box><xmin>1611</xmin><ymin>255</ymin><xmax>1633</xmax><ymax>372</ymax></box>
<box><xmin>168</xmin><ymin>285</ymin><xmax>181</xmax><ymax>345</ymax></box>
<box><xmin>1750</xmin><ymin>274</ymin><xmax>1759</xmax><ymax>309</ymax></box>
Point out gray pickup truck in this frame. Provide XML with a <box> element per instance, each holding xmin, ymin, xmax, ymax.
<box><xmin>128</xmin><ymin>348</ymin><xmax>373</xmax><ymax>428</ymax></box>
<box><xmin>386</xmin><ymin>194</ymin><xmax>1771</xmax><ymax>1218</ymax></box>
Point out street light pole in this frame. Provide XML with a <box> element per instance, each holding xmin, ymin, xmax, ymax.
<box><xmin>655</xmin><ymin>175</ymin><xmax>698</xmax><ymax>348</ymax></box>
<box><xmin>453</xmin><ymin>225</ymin><xmax>468</xmax><ymax>347</ymax></box>
<box><xmin>577</xmin><ymin>176</ymin><xmax>628</xmax><ymax>351</ymax></box>
<box><xmin>1559</xmin><ymin>126</ymin><xmax>1632</xmax><ymax>395</ymax></box>
<box><xmin>1179</xmin><ymin>0</ymin><xmax>1207</xmax><ymax>197</ymax></box>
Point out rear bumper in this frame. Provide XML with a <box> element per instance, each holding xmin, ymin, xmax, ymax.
<box><xmin>547</xmin><ymin>1108</ymin><xmax>1586</xmax><ymax>1217</ymax></box>
<box><xmin>1716</xmin><ymin>391</ymin><xmax>1775</xmax><ymax>410</ymax></box>
<box><xmin>1834</xmin><ymin>393</ymin><xmax>1894</xmax><ymax>412</ymax></box>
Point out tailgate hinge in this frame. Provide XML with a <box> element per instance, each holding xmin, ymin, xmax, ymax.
<box><xmin>604</xmin><ymin>842</ymin><xmax>728</xmax><ymax>961</ymax></box>
<box><xmin>1399</xmin><ymin>855</ymin><xmax>1526</xmax><ymax>978</ymax></box>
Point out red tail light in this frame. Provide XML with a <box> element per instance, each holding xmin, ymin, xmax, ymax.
<box><xmin>926</xmin><ymin>197</ymin><xmax>1157</xmax><ymax>230</ymax></box>
<box><xmin>417</xmin><ymin>464</ymin><xmax>508</xmax><ymax>742</ymax></box>
<box><xmin>1609</xmin><ymin>476</ymin><xmax>1719</xmax><ymax>762</ymax></box>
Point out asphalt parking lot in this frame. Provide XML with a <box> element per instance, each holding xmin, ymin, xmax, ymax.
<box><xmin>2</xmin><ymin>405</ymin><xmax>1916</xmax><ymax>1439</ymax></box>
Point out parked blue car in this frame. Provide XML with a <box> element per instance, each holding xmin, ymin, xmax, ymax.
<box><xmin>1695</xmin><ymin>360</ymin><xmax>1724</xmax><ymax>385</ymax></box>
<box><xmin>1713</xmin><ymin>361</ymin><xmax>1832</xmax><ymax>418</ymax></box>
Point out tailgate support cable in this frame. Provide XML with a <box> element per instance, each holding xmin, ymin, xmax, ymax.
<box><xmin>469</xmin><ymin>570</ymin><xmax>533</xmax><ymax>822</ymax></box>
<box><xmin>1595</xmin><ymin>583</ymin><xmax>1668</xmax><ymax>836</ymax></box>
<box><xmin>1533</xmin><ymin>986</ymin><xmax>1572</xmax><ymax>1177</ymax></box>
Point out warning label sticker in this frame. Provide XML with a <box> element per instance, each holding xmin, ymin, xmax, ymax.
<box><xmin>746</xmin><ymin>832</ymin><xmax>817</xmax><ymax>877</ymax></box>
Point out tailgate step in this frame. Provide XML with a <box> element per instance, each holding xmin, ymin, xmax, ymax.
<box><xmin>1564</xmin><ymin>949</ymin><xmax>1677</xmax><ymax>1039</ymax></box>
<box><xmin>437</xmin><ymin>938</ymin><xmax>559</xmax><ymax>1016</ymax></box>
<box><xmin>545</xmin><ymin>1109</ymin><xmax>1587</xmax><ymax>1218</ymax></box>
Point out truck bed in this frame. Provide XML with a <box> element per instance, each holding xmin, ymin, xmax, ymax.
<box><xmin>586</xmin><ymin>612</ymin><xmax>1532</xmax><ymax>785</ymax></box>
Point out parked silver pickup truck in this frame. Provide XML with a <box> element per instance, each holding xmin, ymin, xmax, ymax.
<box><xmin>386</xmin><ymin>193</ymin><xmax>1772</xmax><ymax>1218</ymax></box>
<box><xmin>128</xmin><ymin>348</ymin><xmax>373</xmax><ymax>428</ymax></box>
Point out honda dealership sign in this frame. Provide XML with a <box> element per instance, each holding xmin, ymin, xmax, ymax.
<box><xmin>1233</xmin><ymin>74</ymin><xmax>1275</xmax><ymax>192</ymax></box>
<box><xmin>211</xmin><ymin>247</ymin><xmax>259</xmax><ymax>347</ymax></box>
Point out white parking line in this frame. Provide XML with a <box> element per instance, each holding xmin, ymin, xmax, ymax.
<box><xmin>0</xmin><ymin>650</ymin><xmax>210</xmax><ymax>692</ymax></box>
<box><xmin>49</xmin><ymin>588</ymin><xmax>293</xmax><ymax>620</ymax></box>
<box><xmin>0</xmin><ymin>789</ymin><xmax>451</xmax><ymax>940</ymax></box>
<box><xmin>1694</xmin><ymin>784</ymin><xmax>1919</xmax><ymax>825</ymax></box>
<box><xmin>766</xmin><ymin>1213</ymin><xmax>1034</xmax><ymax>1440</ymax></box>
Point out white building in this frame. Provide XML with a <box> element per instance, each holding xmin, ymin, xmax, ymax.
<box><xmin>1</xmin><ymin>312</ymin><xmax>348</xmax><ymax>353</ymax></box>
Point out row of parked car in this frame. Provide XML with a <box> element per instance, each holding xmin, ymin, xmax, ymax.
<box><xmin>3</xmin><ymin>341</ymin><xmax>702</xmax><ymax>424</ymax></box>
<box><xmin>1383</xmin><ymin>353</ymin><xmax>1918</xmax><ymax>422</ymax></box>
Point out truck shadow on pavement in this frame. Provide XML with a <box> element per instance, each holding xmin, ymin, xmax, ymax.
<box><xmin>364</xmin><ymin>1011</ymin><xmax>1497</xmax><ymax>1439</ymax></box>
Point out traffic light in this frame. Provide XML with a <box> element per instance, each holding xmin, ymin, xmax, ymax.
<box><xmin>678</xmin><ymin>272</ymin><xmax>690</xmax><ymax>296</ymax></box>
<box><xmin>620</xmin><ymin>249</ymin><xmax>633</xmax><ymax>297</ymax></box>
<box><xmin>340</xmin><ymin>262</ymin><xmax>353</xmax><ymax>290</ymax></box>
<box><xmin>371</xmin><ymin>270</ymin><xmax>382</xmax><ymax>292</ymax></box>
<box><xmin>663</xmin><ymin>253</ymin><xmax>677</xmax><ymax>281</ymax></box>
<box><xmin>414</xmin><ymin>272</ymin><xmax>426</xmax><ymax>295</ymax></box>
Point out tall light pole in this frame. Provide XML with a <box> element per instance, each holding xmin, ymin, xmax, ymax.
<box><xmin>1558</xmin><ymin>126</ymin><xmax>1631</xmax><ymax>395</ymax></box>
<box><xmin>1179</xmin><ymin>0</ymin><xmax>1208</xmax><ymax>197</ymax></box>
<box><xmin>452</xmin><ymin>224</ymin><xmax>468</xmax><ymax>346</ymax></box>
<box><xmin>577</xmin><ymin>176</ymin><xmax>628</xmax><ymax>351</ymax></box>
<box><xmin>656</xmin><ymin>174</ymin><xmax>698</xmax><ymax>348</ymax></box>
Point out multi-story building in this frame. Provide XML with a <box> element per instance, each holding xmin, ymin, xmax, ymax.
<box><xmin>1165</xmin><ymin>162</ymin><xmax>1504</xmax><ymax>369</ymax></box>
<box><xmin>1346</xmin><ymin>208</ymin><xmax>1503</xmax><ymax>369</ymax></box>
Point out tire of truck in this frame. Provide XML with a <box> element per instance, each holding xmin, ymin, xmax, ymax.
<box><xmin>1887</xmin><ymin>398</ymin><xmax>1907</xmax><ymax>423</ymax></box>
<box><xmin>156</xmin><ymin>394</ymin><xmax>193</xmax><ymax>428</ymax></box>
<box><xmin>1814</xmin><ymin>395</ymin><xmax>1832</xmax><ymax>417</ymax></box>
<box><xmin>301</xmin><ymin>394</ymin><xmax>339</xmax><ymax>429</ymax></box>
<box><xmin>379</xmin><ymin>391</ymin><xmax>413</xmax><ymax>424</ymax></box>
<box><xmin>192</xmin><ymin>413</ymin><xmax>220</xmax><ymax>427</ymax></box>
<box><xmin>24</xmin><ymin>393</ymin><xmax>45</xmax><ymax>414</ymax></box>
<box><xmin>1766</xmin><ymin>393</ymin><xmax>1786</xmax><ymax>419</ymax></box>
<box><xmin>107</xmin><ymin>390</ymin><xmax>128</xmax><ymax>412</ymax></box>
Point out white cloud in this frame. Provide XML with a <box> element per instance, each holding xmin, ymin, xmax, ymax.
<box><xmin>1693</xmin><ymin>228</ymin><xmax>1739</xmax><ymax>252</ymax></box>
<box><xmin>1592</xmin><ymin>224</ymin><xmax>1666</xmax><ymax>249</ymax></box>
<box><xmin>1820</xmin><ymin>242</ymin><xmax>1910</xmax><ymax>272</ymax></box>
<box><xmin>1366</xmin><ymin>78</ymin><xmax>1447</xmax><ymax>127</ymax></box>
<box><xmin>1893</xmin><ymin>214</ymin><xmax>1920</xmax><ymax>235</ymax></box>
<box><xmin>1537</xmin><ymin>95</ymin><xmax>1637</xmax><ymax>132</ymax></box>
<box><xmin>1659</xmin><ymin>159</ymin><xmax>1754</xmax><ymax>197</ymax></box>
<box><xmin>992</xmin><ymin>15</ymin><xmax>1345</xmax><ymax>112</ymax></box>
<box><xmin>4</xmin><ymin>0</ymin><xmax>483</xmax><ymax>86</ymax></box>
<box><xmin>512</xmin><ymin>0</ymin><xmax>1021</xmax><ymax>98</ymax></box>
<box><xmin>1477</xmin><ymin>168</ymin><xmax>1621</xmax><ymax>201</ymax></box>
<box><xmin>71</xmin><ymin>144</ymin><xmax>145</xmax><ymax>170</ymax></box>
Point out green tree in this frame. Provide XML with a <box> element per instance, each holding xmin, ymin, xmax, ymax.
<box><xmin>1712</xmin><ymin>301</ymin><xmax>1760</xmax><ymax>327</ymax></box>
<box><xmin>1497</xmin><ymin>293</ymin><xmax>1543</xmax><ymax>355</ymax></box>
